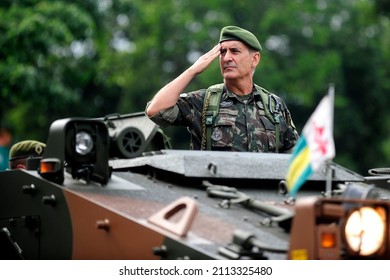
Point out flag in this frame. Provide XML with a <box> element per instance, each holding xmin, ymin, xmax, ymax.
<box><xmin>285</xmin><ymin>85</ymin><xmax>335</xmax><ymax>197</ymax></box>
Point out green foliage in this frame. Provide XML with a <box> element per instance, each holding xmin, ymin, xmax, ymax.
<box><xmin>1</xmin><ymin>0</ymin><xmax>390</xmax><ymax>174</ymax></box>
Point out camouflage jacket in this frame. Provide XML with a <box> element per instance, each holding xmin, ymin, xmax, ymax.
<box><xmin>146</xmin><ymin>84</ymin><xmax>299</xmax><ymax>153</ymax></box>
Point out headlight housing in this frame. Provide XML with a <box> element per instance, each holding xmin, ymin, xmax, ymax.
<box><xmin>39</xmin><ymin>118</ymin><xmax>111</xmax><ymax>185</ymax></box>
<box><xmin>289</xmin><ymin>184</ymin><xmax>390</xmax><ymax>260</ymax></box>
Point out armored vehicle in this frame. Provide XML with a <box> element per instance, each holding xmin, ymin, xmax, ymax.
<box><xmin>1</xmin><ymin>113</ymin><xmax>390</xmax><ymax>260</ymax></box>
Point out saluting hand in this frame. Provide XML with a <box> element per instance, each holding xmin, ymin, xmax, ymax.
<box><xmin>189</xmin><ymin>44</ymin><xmax>220</xmax><ymax>75</ymax></box>
<box><xmin>146</xmin><ymin>45</ymin><xmax>220</xmax><ymax>117</ymax></box>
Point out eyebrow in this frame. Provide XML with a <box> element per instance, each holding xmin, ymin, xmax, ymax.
<box><xmin>220</xmin><ymin>46</ymin><xmax>241</xmax><ymax>52</ymax></box>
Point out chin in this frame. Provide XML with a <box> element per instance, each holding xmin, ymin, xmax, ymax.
<box><xmin>223</xmin><ymin>72</ymin><xmax>237</xmax><ymax>80</ymax></box>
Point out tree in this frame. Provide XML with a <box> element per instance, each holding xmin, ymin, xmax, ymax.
<box><xmin>0</xmin><ymin>0</ymin><xmax>119</xmax><ymax>141</ymax></box>
<box><xmin>1</xmin><ymin>0</ymin><xmax>389</xmax><ymax>174</ymax></box>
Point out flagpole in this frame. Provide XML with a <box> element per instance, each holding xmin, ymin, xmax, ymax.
<box><xmin>325</xmin><ymin>161</ymin><xmax>333</xmax><ymax>197</ymax></box>
<box><xmin>325</xmin><ymin>83</ymin><xmax>335</xmax><ymax>197</ymax></box>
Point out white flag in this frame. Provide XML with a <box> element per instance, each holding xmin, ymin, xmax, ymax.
<box><xmin>302</xmin><ymin>87</ymin><xmax>335</xmax><ymax>170</ymax></box>
<box><xmin>285</xmin><ymin>85</ymin><xmax>335</xmax><ymax>197</ymax></box>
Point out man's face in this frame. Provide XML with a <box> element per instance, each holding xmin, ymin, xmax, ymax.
<box><xmin>219</xmin><ymin>40</ymin><xmax>259</xmax><ymax>81</ymax></box>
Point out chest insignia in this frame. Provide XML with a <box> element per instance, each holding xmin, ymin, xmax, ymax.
<box><xmin>220</xmin><ymin>100</ymin><xmax>233</xmax><ymax>108</ymax></box>
<box><xmin>211</xmin><ymin>128</ymin><xmax>223</xmax><ymax>141</ymax></box>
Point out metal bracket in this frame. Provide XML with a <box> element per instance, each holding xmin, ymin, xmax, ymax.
<box><xmin>148</xmin><ymin>196</ymin><xmax>198</xmax><ymax>237</ymax></box>
<box><xmin>218</xmin><ymin>229</ymin><xmax>287</xmax><ymax>260</ymax></box>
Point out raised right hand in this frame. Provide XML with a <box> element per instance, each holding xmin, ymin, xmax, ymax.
<box><xmin>189</xmin><ymin>44</ymin><xmax>220</xmax><ymax>75</ymax></box>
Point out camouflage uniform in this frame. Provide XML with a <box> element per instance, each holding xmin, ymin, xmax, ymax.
<box><xmin>146</xmin><ymin>84</ymin><xmax>299</xmax><ymax>153</ymax></box>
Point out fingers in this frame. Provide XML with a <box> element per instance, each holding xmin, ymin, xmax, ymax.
<box><xmin>199</xmin><ymin>44</ymin><xmax>221</xmax><ymax>62</ymax></box>
<box><xmin>192</xmin><ymin>44</ymin><xmax>220</xmax><ymax>71</ymax></box>
<box><xmin>187</xmin><ymin>43</ymin><xmax>221</xmax><ymax>76</ymax></box>
<box><xmin>207</xmin><ymin>44</ymin><xmax>221</xmax><ymax>58</ymax></box>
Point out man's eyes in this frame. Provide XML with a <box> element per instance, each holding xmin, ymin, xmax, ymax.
<box><xmin>220</xmin><ymin>49</ymin><xmax>239</xmax><ymax>54</ymax></box>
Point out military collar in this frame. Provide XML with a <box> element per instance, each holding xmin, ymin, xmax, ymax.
<box><xmin>253</xmin><ymin>86</ymin><xmax>265</xmax><ymax>101</ymax></box>
<box><xmin>224</xmin><ymin>84</ymin><xmax>255</xmax><ymax>96</ymax></box>
<box><xmin>223</xmin><ymin>84</ymin><xmax>259</xmax><ymax>101</ymax></box>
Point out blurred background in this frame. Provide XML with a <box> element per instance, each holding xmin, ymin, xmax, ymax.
<box><xmin>1</xmin><ymin>0</ymin><xmax>389</xmax><ymax>174</ymax></box>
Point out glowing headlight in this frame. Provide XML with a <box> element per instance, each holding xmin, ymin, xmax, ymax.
<box><xmin>344</xmin><ymin>206</ymin><xmax>386</xmax><ymax>256</ymax></box>
<box><xmin>75</xmin><ymin>132</ymin><xmax>93</xmax><ymax>155</ymax></box>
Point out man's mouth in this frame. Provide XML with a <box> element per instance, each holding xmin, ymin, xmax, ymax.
<box><xmin>224</xmin><ymin>64</ymin><xmax>236</xmax><ymax>70</ymax></box>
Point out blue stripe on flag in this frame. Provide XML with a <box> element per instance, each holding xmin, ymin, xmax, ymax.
<box><xmin>290</xmin><ymin>135</ymin><xmax>307</xmax><ymax>159</ymax></box>
<box><xmin>285</xmin><ymin>137</ymin><xmax>313</xmax><ymax>197</ymax></box>
<box><xmin>288</xmin><ymin>164</ymin><xmax>313</xmax><ymax>197</ymax></box>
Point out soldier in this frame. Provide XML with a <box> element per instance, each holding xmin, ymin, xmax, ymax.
<box><xmin>9</xmin><ymin>140</ymin><xmax>46</xmax><ymax>170</ymax></box>
<box><xmin>146</xmin><ymin>26</ymin><xmax>298</xmax><ymax>152</ymax></box>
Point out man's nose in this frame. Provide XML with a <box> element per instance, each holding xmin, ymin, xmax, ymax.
<box><xmin>222</xmin><ymin>51</ymin><xmax>233</xmax><ymax>61</ymax></box>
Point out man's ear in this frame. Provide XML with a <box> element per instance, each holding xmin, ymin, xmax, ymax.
<box><xmin>16</xmin><ymin>163</ymin><xmax>26</xmax><ymax>169</ymax></box>
<box><xmin>252</xmin><ymin>52</ymin><xmax>260</xmax><ymax>67</ymax></box>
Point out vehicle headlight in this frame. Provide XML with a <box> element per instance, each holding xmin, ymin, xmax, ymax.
<box><xmin>39</xmin><ymin>118</ymin><xmax>111</xmax><ymax>185</ymax></box>
<box><xmin>75</xmin><ymin>132</ymin><xmax>94</xmax><ymax>155</ymax></box>
<box><xmin>344</xmin><ymin>206</ymin><xmax>386</xmax><ymax>256</ymax></box>
<box><xmin>289</xmin><ymin>191</ymin><xmax>390</xmax><ymax>260</ymax></box>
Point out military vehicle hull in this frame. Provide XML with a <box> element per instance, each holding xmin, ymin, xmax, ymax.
<box><xmin>1</xmin><ymin>113</ymin><xmax>390</xmax><ymax>260</ymax></box>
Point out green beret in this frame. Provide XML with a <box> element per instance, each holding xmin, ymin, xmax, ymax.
<box><xmin>9</xmin><ymin>140</ymin><xmax>46</xmax><ymax>160</ymax></box>
<box><xmin>219</xmin><ymin>26</ymin><xmax>262</xmax><ymax>51</ymax></box>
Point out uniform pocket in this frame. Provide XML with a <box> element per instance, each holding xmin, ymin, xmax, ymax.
<box><xmin>259</xmin><ymin>116</ymin><xmax>277</xmax><ymax>152</ymax></box>
<box><xmin>211</xmin><ymin>110</ymin><xmax>237</xmax><ymax>149</ymax></box>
